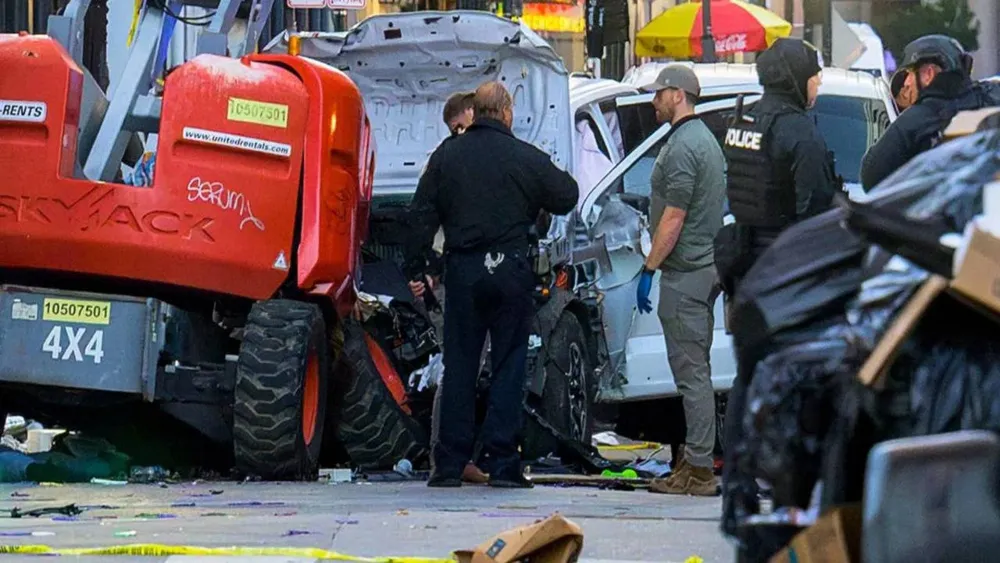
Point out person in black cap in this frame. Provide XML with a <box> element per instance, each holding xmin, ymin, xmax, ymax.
<box><xmin>637</xmin><ymin>64</ymin><xmax>727</xmax><ymax>497</ymax></box>
<box><xmin>860</xmin><ymin>34</ymin><xmax>1000</xmax><ymax>191</ymax></box>
<box><xmin>716</xmin><ymin>37</ymin><xmax>836</xmax><ymax>297</ymax></box>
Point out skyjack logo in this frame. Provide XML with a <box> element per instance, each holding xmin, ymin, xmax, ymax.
<box><xmin>0</xmin><ymin>185</ymin><xmax>216</xmax><ymax>241</ymax></box>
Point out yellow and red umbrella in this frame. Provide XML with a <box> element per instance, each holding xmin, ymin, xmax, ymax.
<box><xmin>636</xmin><ymin>0</ymin><xmax>792</xmax><ymax>59</ymax></box>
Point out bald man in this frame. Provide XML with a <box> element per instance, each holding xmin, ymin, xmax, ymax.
<box><xmin>404</xmin><ymin>81</ymin><xmax>578</xmax><ymax>488</ymax></box>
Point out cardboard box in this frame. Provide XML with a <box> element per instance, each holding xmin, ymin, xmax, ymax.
<box><xmin>26</xmin><ymin>428</ymin><xmax>66</xmax><ymax>453</ymax></box>
<box><xmin>951</xmin><ymin>221</ymin><xmax>1000</xmax><ymax>314</ymax></box>
<box><xmin>942</xmin><ymin>107</ymin><xmax>1000</xmax><ymax>139</ymax></box>
<box><xmin>454</xmin><ymin>513</ymin><xmax>583</xmax><ymax>563</ymax></box>
<box><xmin>769</xmin><ymin>505</ymin><xmax>861</xmax><ymax>563</ymax></box>
<box><xmin>856</xmin><ymin>275</ymin><xmax>949</xmax><ymax>388</ymax></box>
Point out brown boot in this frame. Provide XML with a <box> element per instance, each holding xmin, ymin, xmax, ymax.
<box><xmin>649</xmin><ymin>458</ymin><xmax>689</xmax><ymax>493</ymax></box>
<box><xmin>462</xmin><ymin>462</ymin><xmax>489</xmax><ymax>484</ymax></box>
<box><xmin>649</xmin><ymin>459</ymin><xmax>718</xmax><ymax>496</ymax></box>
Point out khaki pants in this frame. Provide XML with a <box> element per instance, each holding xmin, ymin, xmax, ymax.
<box><xmin>657</xmin><ymin>265</ymin><xmax>720</xmax><ymax>469</ymax></box>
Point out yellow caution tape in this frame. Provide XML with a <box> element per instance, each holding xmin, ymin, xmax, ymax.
<box><xmin>0</xmin><ymin>543</ymin><xmax>453</xmax><ymax>562</ymax></box>
<box><xmin>597</xmin><ymin>442</ymin><xmax>663</xmax><ymax>451</ymax></box>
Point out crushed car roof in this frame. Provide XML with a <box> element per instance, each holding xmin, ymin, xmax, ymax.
<box><xmin>263</xmin><ymin>11</ymin><xmax>573</xmax><ymax>198</ymax></box>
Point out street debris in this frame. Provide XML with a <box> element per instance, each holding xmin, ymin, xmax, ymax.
<box><xmin>455</xmin><ymin>513</ymin><xmax>583</xmax><ymax>563</ymax></box>
<box><xmin>134</xmin><ymin>513</ymin><xmax>177</xmax><ymax>520</ymax></box>
<box><xmin>319</xmin><ymin>468</ymin><xmax>353</xmax><ymax>484</ymax></box>
<box><xmin>0</xmin><ymin>531</ymin><xmax>55</xmax><ymax>537</ymax></box>
<box><xmin>11</xmin><ymin>504</ymin><xmax>82</xmax><ymax>519</ymax></box>
<box><xmin>91</xmin><ymin>478</ymin><xmax>128</xmax><ymax>486</ymax></box>
<box><xmin>130</xmin><ymin>466</ymin><xmax>170</xmax><ymax>484</ymax></box>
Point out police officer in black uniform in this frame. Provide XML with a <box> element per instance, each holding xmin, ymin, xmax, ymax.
<box><xmin>404</xmin><ymin>81</ymin><xmax>578</xmax><ymax>489</ymax></box>
<box><xmin>860</xmin><ymin>34</ymin><xmax>1000</xmax><ymax>191</ymax></box>
<box><xmin>717</xmin><ymin>37</ymin><xmax>836</xmax><ymax>294</ymax></box>
<box><xmin>717</xmin><ymin>39</ymin><xmax>837</xmax><ymax>555</ymax></box>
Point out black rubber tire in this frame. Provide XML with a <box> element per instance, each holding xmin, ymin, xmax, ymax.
<box><xmin>522</xmin><ymin>311</ymin><xmax>595</xmax><ymax>461</ymax></box>
<box><xmin>233</xmin><ymin>300</ymin><xmax>329</xmax><ymax>481</ymax></box>
<box><xmin>333</xmin><ymin>318</ymin><xmax>429</xmax><ymax>470</ymax></box>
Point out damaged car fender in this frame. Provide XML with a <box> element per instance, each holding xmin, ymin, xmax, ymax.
<box><xmin>525</xmin><ymin>288</ymin><xmax>600</xmax><ymax>398</ymax></box>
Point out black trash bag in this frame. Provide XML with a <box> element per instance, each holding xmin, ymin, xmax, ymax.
<box><xmin>739</xmin><ymin>257</ymin><xmax>929</xmax><ymax>500</ymax></box>
<box><xmin>724</xmin><ymin>260</ymin><xmax>931</xmax><ymax>562</ymax></box>
<box><xmin>723</xmin><ymin>129</ymin><xmax>1000</xmax><ymax>559</ymax></box>
<box><xmin>731</xmin><ymin>207</ymin><xmax>867</xmax><ymax>369</ymax></box>
<box><xmin>740</xmin><ymin>335</ymin><xmax>855</xmax><ymax>507</ymax></box>
<box><xmin>730</xmin><ymin>129</ymin><xmax>1000</xmax><ymax>376</ymax></box>
<box><xmin>885</xmin><ymin>292</ymin><xmax>1000</xmax><ymax>436</ymax></box>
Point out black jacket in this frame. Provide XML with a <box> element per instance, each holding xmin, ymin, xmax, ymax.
<box><xmin>758</xmin><ymin>93</ymin><xmax>837</xmax><ymax>223</ymax></box>
<box><xmin>860</xmin><ymin>72</ymin><xmax>1000</xmax><ymax>191</ymax></box>
<box><xmin>730</xmin><ymin>93</ymin><xmax>836</xmax><ymax>253</ymax></box>
<box><xmin>403</xmin><ymin>118</ymin><xmax>578</xmax><ymax>280</ymax></box>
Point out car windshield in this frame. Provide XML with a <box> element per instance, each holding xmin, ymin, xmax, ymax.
<box><xmin>809</xmin><ymin>94</ymin><xmax>890</xmax><ymax>184</ymax></box>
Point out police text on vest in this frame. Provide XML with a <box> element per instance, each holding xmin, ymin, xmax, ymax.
<box><xmin>0</xmin><ymin>100</ymin><xmax>47</xmax><ymax>123</ymax></box>
<box><xmin>725</xmin><ymin>128</ymin><xmax>762</xmax><ymax>151</ymax></box>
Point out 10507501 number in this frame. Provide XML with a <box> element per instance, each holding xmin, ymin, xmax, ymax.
<box><xmin>42</xmin><ymin>299</ymin><xmax>111</xmax><ymax>325</ymax></box>
<box><xmin>42</xmin><ymin>326</ymin><xmax>104</xmax><ymax>364</ymax></box>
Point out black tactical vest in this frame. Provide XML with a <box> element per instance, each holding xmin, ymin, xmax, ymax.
<box><xmin>723</xmin><ymin>113</ymin><xmax>795</xmax><ymax>228</ymax></box>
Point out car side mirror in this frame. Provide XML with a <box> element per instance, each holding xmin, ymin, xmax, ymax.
<box><xmin>619</xmin><ymin>193</ymin><xmax>650</xmax><ymax>216</ymax></box>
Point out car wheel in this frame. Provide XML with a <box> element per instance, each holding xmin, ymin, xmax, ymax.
<box><xmin>233</xmin><ymin>300</ymin><xmax>329</xmax><ymax>481</ymax></box>
<box><xmin>522</xmin><ymin>311</ymin><xmax>595</xmax><ymax>461</ymax></box>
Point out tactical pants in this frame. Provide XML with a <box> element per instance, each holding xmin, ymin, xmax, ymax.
<box><xmin>432</xmin><ymin>246</ymin><xmax>534</xmax><ymax>480</ymax></box>
<box><xmin>657</xmin><ymin>265</ymin><xmax>721</xmax><ymax>469</ymax></box>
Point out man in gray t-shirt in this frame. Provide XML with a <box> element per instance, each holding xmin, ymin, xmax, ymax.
<box><xmin>635</xmin><ymin>65</ymin><xmax>726</xmax><ymax>496</ymax></box>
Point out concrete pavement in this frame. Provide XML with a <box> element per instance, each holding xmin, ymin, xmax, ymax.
<box><xmin>0</xmin><ymin>480</ymin><xmax>731</xmax><ymax>561</ymax></box>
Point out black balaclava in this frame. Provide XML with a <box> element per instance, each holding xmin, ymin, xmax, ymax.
<box><xmin>756</xmin><ymin>38</ymin><xmax>822</xmax><ymax>109</ymax></box>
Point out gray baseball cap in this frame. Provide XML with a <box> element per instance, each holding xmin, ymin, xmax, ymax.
<box><xmin>642</xmin><ymin>64</ymin><xmax>701</xmax><ymax>97</ymax></box>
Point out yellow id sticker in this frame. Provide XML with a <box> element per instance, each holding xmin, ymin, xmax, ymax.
<box><xmin>42</xmin><ymin>298</ymin><xmax>111</xmax><ymax>325</ymax></box>
<box><xmin>227</xmin><ymin>97</ymin><xmax>289</xmax><ymax>128</ymax></box>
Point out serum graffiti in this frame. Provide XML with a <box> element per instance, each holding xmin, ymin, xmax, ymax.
<box><xmin>186</xmin><ymin>177</ymin><xmax>265</xmax><ymax>232</ymax></box>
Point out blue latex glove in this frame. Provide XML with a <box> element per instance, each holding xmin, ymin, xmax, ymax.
<box><xmin>636</xmin><ymin>269</ymin><xmax>654</xmax><ymax>314</ymax></box>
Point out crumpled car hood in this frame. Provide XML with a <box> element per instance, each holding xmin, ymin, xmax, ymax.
<box><xmin>263</xmin><ymin>11</ymin><xmax>573</xmax><ymax>198</ymax></box>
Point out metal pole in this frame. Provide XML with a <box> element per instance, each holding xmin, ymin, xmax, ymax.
<box><xmin>701</xmin><ymin>0</ymin><xmax>716</xmax><ymax>63</ymax></box>
<box><xmin>822</xmin><ymin>0</ymin><xmax>832</xmax><ymax>66</ymax></box>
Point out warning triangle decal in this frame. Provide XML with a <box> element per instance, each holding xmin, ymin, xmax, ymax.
<box><xmin>273</xmin><ymin>251</ymin><xmax>289</xmax><ymax>271</ymax></box>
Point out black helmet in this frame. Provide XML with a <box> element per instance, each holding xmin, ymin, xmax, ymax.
<box><xmin>901</xmin><ymin>34</ymin><xmax>968</xmax><ymax>73</ymax></box>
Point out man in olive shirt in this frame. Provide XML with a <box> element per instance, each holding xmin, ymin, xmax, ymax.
<box><xmin>635</xmin><ymin>65</ymin><xmax>726</xmax><ymax>496</ymax></box>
